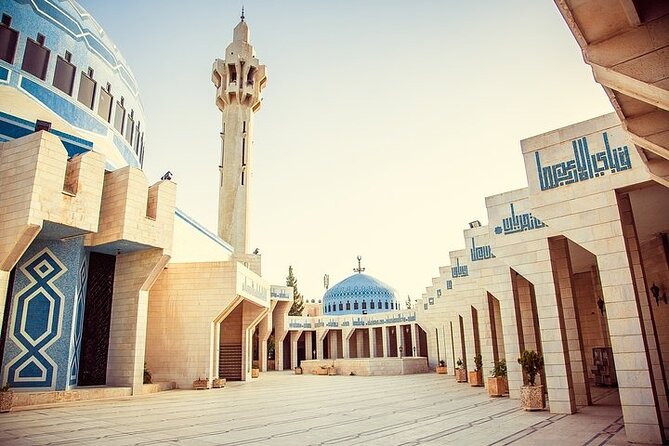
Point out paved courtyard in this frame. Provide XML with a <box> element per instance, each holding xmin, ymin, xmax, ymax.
<box><xmin>0</xmin><ymin>372</ymin><xmax>627</xmax><ymax>445</ymax></box>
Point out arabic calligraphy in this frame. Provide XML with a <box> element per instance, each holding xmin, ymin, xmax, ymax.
<box><xmin>535</xmin><ymin>132</ymin><xmax>632</xmax><ymax>192</ymax></box>
<box><xmin>470</xmin><ymin>237</ymin><xmax>494</xmax><ymax>261</ymax></box>
<box><xmin>494</xmin><ymin>203</ymin><xmax>546</xmax><ymax>235</ymax></box>
<box><xmin>451</xmin><ymin>258</ymin><xmax>468</xmax><ymax>278</ymax></box>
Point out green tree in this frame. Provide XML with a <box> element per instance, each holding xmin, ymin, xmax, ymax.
<box><xmin>286</xmin><ymin>265</ymin><xmax>304</xmax><ymax>316</ymax></box>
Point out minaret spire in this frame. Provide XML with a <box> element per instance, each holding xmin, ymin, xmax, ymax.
<box><xmin>212</xmin><ymin>14</ymin><xmax>267</xmax><ymax>255</ymax></box>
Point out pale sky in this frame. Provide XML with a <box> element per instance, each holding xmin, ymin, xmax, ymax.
<box><xmin>79</xmin><ymin>0</ymin><xmax>613</xmax><ymax>303</ymax></box>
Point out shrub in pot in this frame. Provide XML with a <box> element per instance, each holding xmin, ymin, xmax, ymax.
<box><xmin>469</xmin><ymin>354</ymin><xmax>484</xmax><ymax>387</ymax></box>
<box><xmin>518</xmin><ymin>350</ymin><xmax>545</xmax><ymax>410</ymax></box>
<box><xmin>487</xmin><ymin>359</ymin><xmax>508</xmax><ymax>397</ymax></box>
<box><xmin>455</xmin><ymin>358</ymin><xmax>467</xmax><ymax>383</ymax></box>
<box><xmin>436</xmin><ymin>359</ymin><xmax>447</xmax><ymax>374</ymax></box>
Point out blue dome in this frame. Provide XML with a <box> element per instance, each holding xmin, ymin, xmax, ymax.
<box><xmin>323</xmin><ymin>273</ymin><xmax>399</xmax><ymax>315</ymax></box>
<box><xmin>0</xmin><ymin>0</ymin><xmax>146</xmax><ymax>169</ymax></box>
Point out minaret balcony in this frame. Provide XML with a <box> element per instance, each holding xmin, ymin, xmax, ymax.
<box><xmin>226</xmin><ymin>81</ymin><xmax>239</xmax><ymax>96</ymax></box>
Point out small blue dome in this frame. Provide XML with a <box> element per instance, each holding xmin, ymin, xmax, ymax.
<box><xmin>323</xmin><ymin>273</ymin><xmax>399</xmax><ymax>315</ymax></box>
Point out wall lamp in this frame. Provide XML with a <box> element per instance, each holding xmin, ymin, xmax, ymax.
<box><xmin>650</xmin><ymin>283</ymin><xmax>667</xmax><ymax>306</ymax></box>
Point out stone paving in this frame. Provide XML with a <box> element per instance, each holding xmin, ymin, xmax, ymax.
<box><xmin>0</xmin><ymin>371</ymin><xmax>628</xmax><ymax>445</ymax></box>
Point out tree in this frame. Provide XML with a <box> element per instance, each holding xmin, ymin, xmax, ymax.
<box><xmin>405</xmin><ymin>295</ymin><xmax>412</xmax><ymax>310</ymax></box>
<box><xmin>286</xmin><ymin>265</ymin><xmax>304</xmax><ymax>316</ymax></box>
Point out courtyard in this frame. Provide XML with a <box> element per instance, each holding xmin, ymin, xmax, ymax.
<box><xmin>0</xmin><ymin>372</ymin><xmax>626</xmax><ymax>445</ymax></box>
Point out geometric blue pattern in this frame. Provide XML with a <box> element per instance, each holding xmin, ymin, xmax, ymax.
<box><xmin>68</xmin><ymin>255</ymin><xmax>87</xmax><ymax>386</ymax></box>
<box><xmin>4</xmin><ymin>248</ymin><xmax>66</xmax><ymax>389</ymax></box>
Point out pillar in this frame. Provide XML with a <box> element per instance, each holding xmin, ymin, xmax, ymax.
<box><xmin>396</xmin><ymin>325</ymin><xmax>403</xmax><ymax>358</ymax></box>
<box><xmin>369</xmin><ymin>328</ymin><xmax>377</xmax><ymax>358</ymax></box>
<box><xmin>305</xmin><ymin>331</ymin><xmax>313</xmax><ymax>360</ymax></box>
<box><xmin>382</xmin><ymin>326</ymin><xmax>389</xmax><ymax>357</ymax></box>
<box><xmin>290</xmin><ymin>331</ymin><xmax>300</xmax><ymax>369</ymax></box>
<box><xmin>316</xmin><ymin>331</ymin><xmax>325</xmax><ymax>360</ymax></box>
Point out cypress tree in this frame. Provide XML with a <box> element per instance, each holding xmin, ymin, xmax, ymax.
<box><xmin>286</xmin><ymin>265</ymin><xmax>304</xmax><ymax>316</ymax></box>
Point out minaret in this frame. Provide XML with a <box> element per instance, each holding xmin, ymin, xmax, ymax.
<box><xmin>212</xmin><ymin>9</ymin><xmax>267</xmax><ymax>254</ymax></box>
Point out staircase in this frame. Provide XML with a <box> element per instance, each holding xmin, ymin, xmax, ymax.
<box><xmin>219</xmin><ymin>344</ymin><xmax>243</xmax><ymax>380</ymax></box>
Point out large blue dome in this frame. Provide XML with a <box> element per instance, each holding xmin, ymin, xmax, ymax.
<box><xmin>323</xmin><ymin>273</ymin><xmax>399</xmax><ymax>315</ymax></box>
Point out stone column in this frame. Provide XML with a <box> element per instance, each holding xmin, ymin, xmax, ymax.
<box><xmin>290</xmin><ymin>331</ymin><xmax>301</xmax><ymax>369</ymax></box>
<box><xmin>275</xmin><ymin>334</ymin><xmax>284</xmax><ymax>370</ymax></box>
<box><xmin>382</xmin><ymin>326</ymin><xmax>389</xmax><ymax>357</ymax></box>
<box><xmin>411</xmin><ymin>324</ymin><xmax>418</xmax><ymax>356</ymax></box>
<box><xmin>305</xmin><ymin>331</ymin><xmax>313</xmax><ymax>360</ymax></box>
<box><xmin>369</xmin><ymin>328</ymin><xmax>377</xmax><ymax>358</ymax></box>
<box><xmin>396</xmin><ymin>325</ymin><xmax>403</xmax><ymax>358</ymax></box>
<box><xmin>316</xmin><ymin>331</ymin><xmax>325</xmax><ymax>360</ymax></box>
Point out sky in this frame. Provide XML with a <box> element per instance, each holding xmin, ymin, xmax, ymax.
<box><xmin>79</xmin><ymin>0</ymin><xmax>613</xmax><ymax>304</ymax></box>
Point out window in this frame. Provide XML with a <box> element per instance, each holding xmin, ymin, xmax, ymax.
<box><xmin>139</xmin><ymin>139</ymin><xmax>145</xmax><ymax>166</ymax></box>
<box><xmin>242</xmin><ymin>121</ymin><xmax>246</xmax><ymax>133</ymax></box>
<box><xmin>21</xmin><ymin>36</ymin><xmax>50</xmax><ymax>80</ymax></box>
<box><xmin>327</xmin><ymin>304</ymin><xmax>331</xmax><ymax>313</ymax></box>
<box><xmin>370</xmin><ymin>301</ymin><xmax>375</xmax><ymax>310</ymax></box>
<box><xmin>227</xmin><ymin>63</ymin><xmax>236</xmax><ymax>83</ymax></box>
<box><xmin>378</xmin><ymin>300</ymin><xmax>382</xmax><ymax>309</ymax></box>
<box><xmin>125</xmin><ymin>110</ymin><xmax>134</xmax><ymax>143</ymax></box>
<box><xmin>241</xmin><ymin>138</ymin><xmax>246</xmax><ymax>166</ymax></box>
<box><xmin>362</xmin><ymin>301</ymin><xmax>367</xmax><ymax>310</ymax></box>
<box><xmin>0</xmin><ymin>14</ymin><xmax>18</xmax><ymax>64</ymax></box>
<box><xmin>385</xmin><ymin>301</ymin><xmax>389</xmax><ymax>310</ymax></box>
<box><xmin>97</xmin><ymin>83</ymin><xmax>113</xmax><ymax>122</ymax></box>
<box><xmin>345</xmin><ymin>302</ymin><xmax>350</xmax><ymax>311</ymax></box>
<box><xmin>113</xmin><ymin>97</ymin><xmax>125</xmax><ymax>134</ymax></box>
<box><xmin>77</xmin><ymin>68</ymin><xmax>96</xmax><ymax>109</ymax></box>
<box><xmin>241</xmin><ymin>170</ymin><xmax>245</xmax><ymax>186</ymax></box>
<box><xmin>338</xmin><ymin>302</ymin><xmax>343</xmax><ymax>311</ymax></box>
<box><xmin>354</xmin><ymin>301</ymin><xmax>359</xmax><ymax>310</ymax></box>
<box><xmin>53</xmin><ymin>54</ymin><xmax>75</xmax><ymax>95</ymax></box>
<box><xmin>247</xmin><ymin>66</ymin><xmax>256</xmax><ymax>86</ymax></box>
<box><xmin>134</xmin><ymin>124</ymin><xmax>141</xmax><ymax>154</ymax></box>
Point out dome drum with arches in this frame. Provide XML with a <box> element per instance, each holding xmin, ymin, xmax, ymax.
<box><xmin>323</xmin><ymin>273</ymin><xmax>399</xmax><ymax>316</ymax></box>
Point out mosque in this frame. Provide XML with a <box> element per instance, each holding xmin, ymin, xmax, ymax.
<box><xmin>0</xmin><ymin>0</ymin><xmax>668</xmax><ymax>444</ymax></box>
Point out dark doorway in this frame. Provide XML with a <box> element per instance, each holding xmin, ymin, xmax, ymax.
<box><xmin>78</xmin><ymin>252</ymin><xmax>116</xmax><ymax>386</ymax></box>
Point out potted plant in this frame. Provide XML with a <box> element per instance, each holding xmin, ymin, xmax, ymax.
<box><xmin>436</xmin><ymin>359</ymin><xmax>447</xmax><ymax>374</ymax></box>
<box><xmin>518</xmin><ymin>350</ymin><xmax>545</xmax><ymax>410</ymax></box>
<box><xmin>455</xmin><ymin>358</ymin><xmax>467</xmax><ymax>382</ymax></box>
<box><xmin>252</xmin><ymin>367</ymin><xmax>260</xmax><ymax>378</ymax></box>
<box><xmin>487</xmin><ymin>359</ymin><xmax>508</xmax><ymax>397</ymax></box>
<box><xmin>212</xmin><ymin>377</ymin><xmax>226</xmax><ymax>388</ymax></box>
<box><xmin>469</xmin><ymin>354</ymin><xmax>484</xmax><ymax>387</ymax></box>
<box><xmin>294</xmin><ymin>365</ymin><xmax>303</xmax><ymax>375</ymax></box>
<box><xmin>143</xmin><ymin>363</ymin><xmax>152</xmax><ymax>385</ymax></box>
<box><xmin>0</xmin><ymin>384</ymin><xmax>13</xmax><ymax>413</ymax></box>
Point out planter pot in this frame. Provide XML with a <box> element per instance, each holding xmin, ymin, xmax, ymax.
<box><xmin>0</xmin><ymin>391</ymin><xmax>13</xmax><ymax>413</ymax></box>
<box><xmin>469</xmin><ymin>370</ymin><xmax>484</xmax><ymax>387</ymax></box>
<box><xmin>315</xmin><ymin>367</ymin><xmax>329</xmax><ymax>375</ymax></box>
<box><xmin>193</xmin><ymin>378</ymin><xmax>209</xmax><ymax>390</ymax></box>
<box><xmin>436</xmin><ymin>366</ymin><xmax>448</xmax><ymax>375</ymax></box>
<box><xmin>328</xmin><ymin>366</ymin><xmax>336</xmax><ymax>376</ymax></box>
<box><xmin>294</xmin><ymin>367</ymin><xmax>303</xmax><ymax>375</ymax></box>
<box><xmin>251</xmin><ymin>368</ymin><xmax>260</xmax><ymax>378</ymax></box>
<box><xmin>455</xmin><ymin>369</ymin><xmax>467</xmax><ymax>383</ymax></box>
<box><xmin>212</xmin><ymin>378</ymin><xmax>226</xmax><ymax>388</ymax></box>
<box><xmin>520</xmin><ymin>385</ymin><xmax>545</xmax><ymax>410</ymax></box>
<box><xmin>487</xmin><ymin>377</ymin><xmax>508</xmax><ymax>397</ymax></box>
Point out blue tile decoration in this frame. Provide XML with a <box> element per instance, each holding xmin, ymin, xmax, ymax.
<box><xmin>494</xmin><ymin>203</ymin><xmax>546</xmax><ymax>235</ymax></box>
<box><xmin>535</xmin><ymin>132</ymin><xmax>631</xmax><ymax>191</ymax></box>
<box><xmin>4</xmin><ymin>248</ymin><xmax>66</xmax><ymax>389</ymax></box>
<box><xmin>0</xmin><ymin>66</ymin><xmax>9</xmax><ymax>82</ymax></box>
<box><xmin>68</xmin><ymin>253</ymin><xmax>87</xmax><ymax>386</ymax></box>
<box><xmin>446</xmin><ymin>280</ymin><xmax>452</xmax><ymax>290</ymax></box>
<box><xmin>451</xmin><ymin>258</ymin><xmax>468</xmax><ymax>278</ymax></box>
<box><xmin>470</xmin><ymin>237</ymin><xmax>494</xmax><ymax>261</ymax></box>
<box><xmin>2</xmin><ymin>237</ymin><xmax>85</xmax><ymax>390</ymax></box>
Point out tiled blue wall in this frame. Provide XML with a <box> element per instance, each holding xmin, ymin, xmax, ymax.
<box><xmin>1</xmin><ymin>237</ymin><xmax>87</xmax><ymax>391</ymax></box>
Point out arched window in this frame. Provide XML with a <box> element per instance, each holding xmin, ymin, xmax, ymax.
<box><xmin>362</xmin><ymin>301</ymin><xmax>367</xmax><ymax>310</ymax></box>
<box><xmin>327</xmin><ymin>304</ymin><xmax>331</xmax><ymax>313</ymax></box>
<box><xmin>378</xmin><ymin>300</ymin><xmax>382</xmax><ymax>309</ymax></box>
<box><xmin>338</xmin><ymin>302</ymin><xmax>343</xmax><ymax>311</ymax></box>
<box><xmin>370</xmin><ymin>301</ymin><xmax>375</xmax><ymax>309</ymax></box>
<box><xmin>354</xmin><ymin>301</ymin><xmax>359</xmax><ymax>310</ymax></box>
<box><xmin>346</xmin><ymin>301</ymin><xmax>351</xmax><ymax>311</ymax></box>
<box><xmin>385</xmin><ymin>301</ymin><xmax>389</xmax><ymax>310</ymax></box>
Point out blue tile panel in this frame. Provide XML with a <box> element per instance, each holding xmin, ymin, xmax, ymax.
<box><xmin>535</xmin><ymin>132</ymin><xmax>632</xmax><ymax>191</ymax></box>
<box><xmin>323</xmin><ymin>273</ymin><xmax>399</xmax><ymax>315</ymax></box>
<box><xmin>470</xmin><ymin>237</ymin><xmax>494</xmax><ymax>261</ymax></box>
<box><xmin>2</xmin><ymin>238</ymin><xmax>85</xmax><ymax>390</ymax></box>
<box><xmin>0</xmin><ymin>110</ymin><xmax>93</xmax><ymax>158</ymax></box>
<box><xmin>68</xmin><ymin>253</ymin><xmax>88</xmax><ymax>386</ymax></box>
<box><xmin>494</xmin><ymin>203</ymin><xmax>546</xmax><ymax>235</ymax></box>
